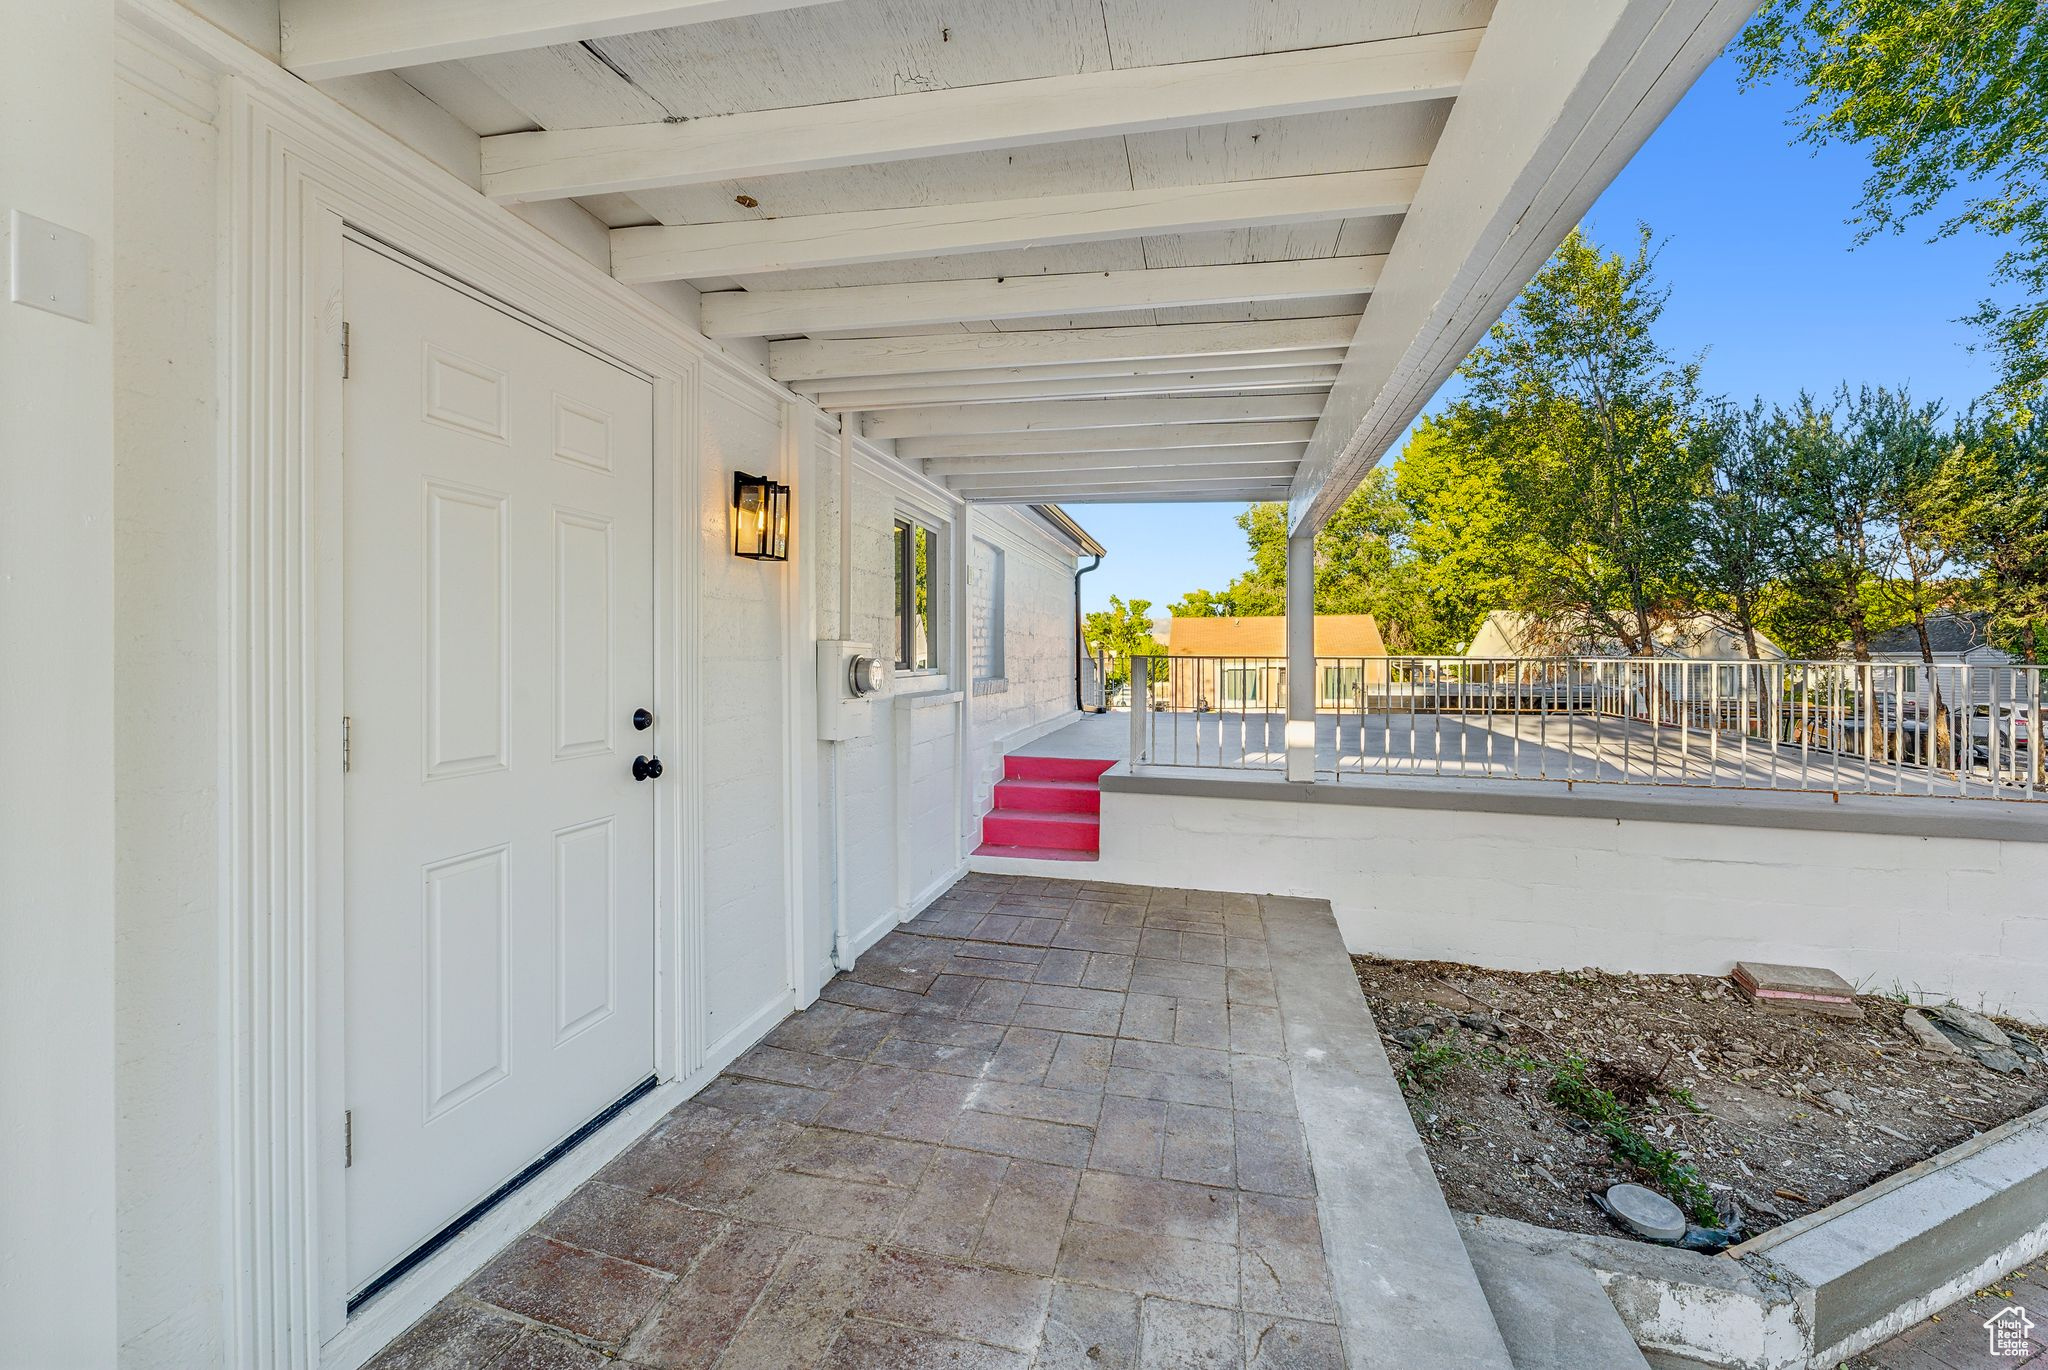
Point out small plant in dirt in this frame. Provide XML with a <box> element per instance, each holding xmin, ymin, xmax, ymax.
<box><xmin>1547</xmin><ymin>1054</ymin><xmax>1719</xmax><ymax>1226</ymax></box>
<box><xmin>1399</xmin><ymin>1039</ymin><xmax>1467</xmax><ymax>1100</ymax></box>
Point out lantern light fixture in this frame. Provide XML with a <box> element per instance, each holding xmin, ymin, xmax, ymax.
<box><xmin>732</xmin><ymin>470</ymin><xmax>790</xmax><ymax>561</ymax></box>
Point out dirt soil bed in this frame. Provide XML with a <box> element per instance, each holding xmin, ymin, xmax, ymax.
<box><xmin>1354</xmin><ymin>956</ymin><xmax>2048</xmax><ymax>1241</ymax></box>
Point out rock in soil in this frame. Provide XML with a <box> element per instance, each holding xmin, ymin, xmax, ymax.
<box><xmin>1935</xmin><ymin>1003</ymin><xmax>2014</xmax><ymax>1051</ymax></box>
<box><xmin>1901</xmin><ymin>1008</ymin><xmax>1963</xmax><ymax>1056</ymax></box>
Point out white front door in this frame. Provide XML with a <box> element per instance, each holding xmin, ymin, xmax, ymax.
<box><xmin>341</xmin><ymin>239</ymin><xmax>658</xmax><ymax>1296</ymax></box>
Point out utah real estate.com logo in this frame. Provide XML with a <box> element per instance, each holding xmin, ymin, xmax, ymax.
<box><xmin>1985</xmin><ymin>1305</ymin><xmax>2036</xmax><ymax>1357</ymax></box>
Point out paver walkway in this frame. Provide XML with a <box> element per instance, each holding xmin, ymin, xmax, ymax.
<box><xmin>365</xmin><ymin>875</ymin><xmax>1404</xmax><ymax>1369</ymax></box>
<box><xmin>1852</xmin><ymin>1259</ymin><xmax>2048</xmax><ymax>1368</ymax></box>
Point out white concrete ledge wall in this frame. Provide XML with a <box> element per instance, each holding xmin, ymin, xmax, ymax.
<box><xmin>1079</xmin><ymin>783</ymin><xmax>2048</xmax><ymax>1020</ymax></box>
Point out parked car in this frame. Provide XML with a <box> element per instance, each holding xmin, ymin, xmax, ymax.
<box><xmin>1972</xmin><ymin>703</ymin><xmax>2032</xmax><ymax>760</ymax></box>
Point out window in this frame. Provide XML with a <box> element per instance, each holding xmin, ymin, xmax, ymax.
<box><xmin>893</xmin><ymin>517</ymin><xmax>941</xmax><ymax>672</ymax></box>
<box><xmin>1319</xmin><ymin>664</ymin><xmax>1363</xmax><ymax>707</ymax></box>
<box><xmin>971</xmin><ymin>538</ymin><xmax>1005</xmax><ymax>684</ymax></box>
<box><xmin>1219</xmin><ymin>663</ymin><xmax>1266</xmax><ymax>707</ymax></box>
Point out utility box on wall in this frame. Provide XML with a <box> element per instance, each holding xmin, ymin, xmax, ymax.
<box><xmin>817</xmin><ymin>639</ymin><xmax>888</xmax><ymax>740</ymax></box>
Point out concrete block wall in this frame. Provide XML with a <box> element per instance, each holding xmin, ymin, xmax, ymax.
<box><xmin>1088</xmin><ymin>788</ymin><xmax>2048</xmax><ymax>1019</ymax></box>
<box><xmin>964</xmin><ymin>507</ymin><xmax>1082</xmax><ymax>814</ymax></box>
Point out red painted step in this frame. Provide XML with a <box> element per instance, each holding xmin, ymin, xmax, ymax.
<box><xmin>994</xmin><ymin>778</ymin><xmax>1100</xmax><ymax>815</ymax></box>
<box><xmin>981</xmin><ymin>810</ymin><xmax>1098</xmax><ymax>851</ymax></box>
<box><xmin>1004</xmin><ymin>754</ymin><xmax>1116</xmax><ymax>784</ymax></box>
<box><xmin>979</xmin><ymin>752</ymin><xmax>1112</xmax><ymax>861</ymax></box>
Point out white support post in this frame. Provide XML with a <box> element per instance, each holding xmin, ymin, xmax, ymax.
<box><xmin>1286</xmin><ymin>533</ymin><xmax>1317</xmax><ymax>782</ymax></box>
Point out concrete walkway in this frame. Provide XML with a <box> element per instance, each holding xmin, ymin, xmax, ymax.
<box><xmin>364</xmin><ymin>874</ymin><xmax>1508</xmax><ymax>1369</ymax></box>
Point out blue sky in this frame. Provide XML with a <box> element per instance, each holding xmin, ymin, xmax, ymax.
<box><xmin>1078</xmin><ymin>50</ymin><xmax>2009</xmax><ymax>614</ymax></box>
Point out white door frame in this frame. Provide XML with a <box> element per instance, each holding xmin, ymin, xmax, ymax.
<box><xmin>118</xmin><ymin>2</ymin><xmax>815</xmax><ymax>1363</ymax></box>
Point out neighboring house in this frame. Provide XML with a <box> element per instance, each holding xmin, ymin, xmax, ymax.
<box><xmin>1162</xmin><ymin>614</ymin><xmax>1388</xmax><ymax>710</ymax></box>
<box><xmin>1463</xmin><ymin>609</ymin><xmax>1789</xmax><ymax>661</ymax></box>
<box><xmin>1862</xmin><ymin>613</ymin><xmax>2014</xmax><ymax>668</ymax></box>
<box><xmin>1861</xmin><ymin>613</ymin><xmax>2016</xmax><ymax>707</ymax></box>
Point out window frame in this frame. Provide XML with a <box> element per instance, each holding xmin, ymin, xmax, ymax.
<box><xmin>972</xmin><ymin>536</ymin><xmax>1006</xmax><ymax>685</ymax></box>
<box><xmin>893</xmin><ymin>514</ymin><xmax>945</xmax><ymax>675</ymax></box>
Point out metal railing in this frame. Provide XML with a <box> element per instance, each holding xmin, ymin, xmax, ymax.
<box><xmin>1123</xmin><ymin>654</ymin><xmax>2047</xmax><ymax>801</ymax></box>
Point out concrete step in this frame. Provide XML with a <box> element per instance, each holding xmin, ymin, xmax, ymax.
<box><xmin>980</xmin><ymin>809</ymin><xmax>1098</xmax><ymax>852</ymax></box>
<box><xmin>1003</xmin><ymin>754</ymin><xmax>1116</xmax><ymax>784</ymax></box>
<box><xmin>1461</xmin><ymin>1220</ymin><xmax>1652</xmax><ymax>1370</ymax></box>
<box><xmin>993</xmin><ymin>778</ymin><xmax>1100</xmax><ymax>815</ymax></box>
<box><xmin>971</xmin><ymin>841</ymin><xmax>1098</xmax><ymax>863</ymax></box>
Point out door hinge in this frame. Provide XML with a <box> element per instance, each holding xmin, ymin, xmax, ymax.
<box><xmin>341</xmin><ymin>321</ymin><xmax>351</xmax><ymax>379</ymax></box>
<box><xmin>342</xmin><ymin>715</ymin><xmax>352</xmax><ymax>773</ymax></box>
<box><xmin>344</xmin><ymin>1110</ymin><xmax>353</xmax><ymax>1168</ymax></box>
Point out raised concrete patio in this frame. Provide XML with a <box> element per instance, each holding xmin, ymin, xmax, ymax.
<box><xmin>1028</xmin><ymin>709</ymin><xmax>1989</xmax><ymax>794</ymax></box>
<box><xmin>362</xmin><ymin>874</ymin><xmax>1510</xmax><ymax>1369</ymax></box>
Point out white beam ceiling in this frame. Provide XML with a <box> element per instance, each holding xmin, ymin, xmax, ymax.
<box><xmin>900</xmin><ymin>422</ymin><xmax>1315</xmax><ymax>462</ymax></box>
<box><xmin>700</xmin><ymin>257</ymin><xmax>1383</xmax><ymax>339</ymax></box>
<box><xmin>481</xmin><ymin>34</ymin><xmax>1477</xmax><ymax>201</ymax></box>
<box><xmin>353</xmin><ymin>0</ymin><xmax>1738</xmax><ymax>513</ymax></box>
<box><xmin>948</xmin><ymin>461</ymin><xmax>1303</xmax><ymax>493</ymax></box>
<box><xmin>281</xmin><ymin>0</ymin><xmax>847</xmax><ymax>80</ymax></box>
<box><xmin>928</xmin><ymin>448</ymin><xmax>1307</xmax><ymax>479</ymax></box>
<box><xmin>959</xmin><ymin>481</ymin><xmax>1297</xmax><ymax>503</ymax></box>
<box><xmin>769</xmin><ymin>317</ymin><xmax>1359</xmax><ymax>384</ymax></box>
<box><xmin>609</xmin><ymin>168</ymin><xmax>1423</xmax><ymax>282</ymax></box>
<box><xmin>862</xmin><ymin>395</ymin><xmax>1334</xmax><ymax>440</ymax></box>
<box><xmin>809</xmin><ymin>367</ymin><xmax>1342</xmax><ymax>412</ymax></box>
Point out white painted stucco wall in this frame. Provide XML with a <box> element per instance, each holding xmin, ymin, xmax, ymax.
<box><xmin>698</xmin><ymin>373</ymin><xmax>800</xmax><ymax>1054</ymax></box>
<box><xmin>111</xmin><ymin>39</ymin><xmax>227</xmax><ymax>1368</ymax></box>
<box><xmin>1078</xmin><ymin>785</ymin><xmax>2048</xmax><ymax>1019</ymax></box>
<box><xmin>2</xmin><ymin>4</ymin><xmax>119</xmax><ymax>1364</ymax></box>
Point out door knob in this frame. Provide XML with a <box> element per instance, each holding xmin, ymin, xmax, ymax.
<box><xmin>633</xmin><ymin>707</ymin><xmax>653</xmax><ymax>731</ymax></box>
<box><xmin>633</xmin><ymin>755</ymin><xmax>663</xmax><ymax>781</ymax></box>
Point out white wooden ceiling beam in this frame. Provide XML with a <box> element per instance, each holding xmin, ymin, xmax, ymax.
<box><xmin>1288</xmin><ymin>0</ymin><xmax>1758</xmax><ymax>531</ymax></box>
<box><xmin>949</xmin><ymin>461</ymin><xmax>1302</xmax><ymax>492</ymax></box>
<box><xmin>965</xmin><ymin>486</ymin><xmax>1292</xmax><ymax>505</ymax></box>
<box><xmin>700</xmin><ymin>257</ymin><xmax>1382</xmax><ymax>338</ymax></box>
<box><xmin>812</xmin><ymin>367</ymin><xmax>1341</xmax><ymax>411</ymax></box>
<box><xmin>790</xmin><ymin>350</ymin><xmax>1350</xmax><ymax>397</ymax></box>
<box><xmin>902</xmin><ymin>421</ymin><xmax>1315</xmax><ymax>462</ymax></box>
<box><xmin>280</xmin><ymin>0</ymin><xmax>847</xmax><ymax>80</ymax></box>
<box><xmin>482</xmin><ymin>34</ymin><xmax>1477</xmax><ymax>202</ymax></box>
<box><xmin>862</xmin><ymin>394</ymin><xmax>1331</xmax><ymax>440</ymax></box>
<box><xmin>610</xmin><ymin>167</ymin><xmax>1422</xmax><ymax>282</ymax></box>
<box><xmin>927</xmin><ymin>448</ymin><xmax>1308</xmax><ymax>479</ymax></box>
<box><xmin>771</xmin><ymin>316</ymin><xmax>1357</xmax><ymax>383</ymax></box>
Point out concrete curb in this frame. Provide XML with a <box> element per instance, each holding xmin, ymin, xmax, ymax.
<box><xmin>1455</xmin><ymin>1100</ymin><xmax>2048</xmax><ymax>1369</ymax></box>
<box><xmin>1259</xmin><ymin>895</ymin><xmax>1517</xmax><ymax>1370</ymax></box>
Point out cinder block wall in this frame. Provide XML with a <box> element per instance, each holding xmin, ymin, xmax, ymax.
<box><xmin>1091</xmin><ymin>790</ymin><xmax>2048</xmax><ymax>1019</ymax></box>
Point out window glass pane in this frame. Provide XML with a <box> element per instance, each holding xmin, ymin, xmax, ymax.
<box><xmin>893</xmin><ymin>519</ymin><xmax>911</xmax><ymax>668</ymax></box>
<box><xmin>913</xmin><ymin>526</ymin><xmax>932</xmax><ymax>671</ymax></box>
<box><xmin>971</xmin><ymin>539</ymin><xmax>1004</xmax><ymax>681</ymax></box>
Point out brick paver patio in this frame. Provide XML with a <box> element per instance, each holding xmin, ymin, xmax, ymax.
<box><xmin>365</xmin><ymin>875</ymin><xmax>1367</xmax><ymax>1370</ymax></box>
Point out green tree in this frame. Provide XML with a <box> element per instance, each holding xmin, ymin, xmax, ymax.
<box><xmin>1771</xmin><ymin>386</ymin><xmax>1925</xmax><ymax>661</ymax></box>
<box><xmin>1738</xmin><ymin>1</ymin><xmax>2048</xmax><ymax>416</ymax></box>
<box><xmin>1945</xmin><ymin>413</ymin><xmax>2048</xmax><ymax>659</ymax></box>
<box><xmin>1166</xmin><ymin>470</ymin><xmax>1427</xmax><ymax>639</ymax></box>
<box><xmin>1451</xmin><ymin>226</ymin><xmax>1712</xmax><ymax>655</ymax></box>
<box><xmin>1388</xmin><ymin>417</ymin><xmax>1533</xmax><ymax>652</ymax></box>
<box><xmin>1082</xmin><ymin>595</ymin><xmax>1162</xmax><ymax>689</ymax></box>
<box><xmin>1690</xmin><ymin>402</ymin><xmax>1795</xmax><ymax>659</ymax></box>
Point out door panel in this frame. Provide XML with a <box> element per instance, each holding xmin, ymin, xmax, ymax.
<box><xmin>342</xmin><ymin>240</ymin><xmax>657</xmax><ymax>1294</ymax></box>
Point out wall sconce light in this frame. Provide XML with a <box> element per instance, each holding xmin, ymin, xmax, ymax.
<box><xmin>732</xmin><ymin>471</ymin><xmax>790</xmax><ymax>561</ymax></box>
